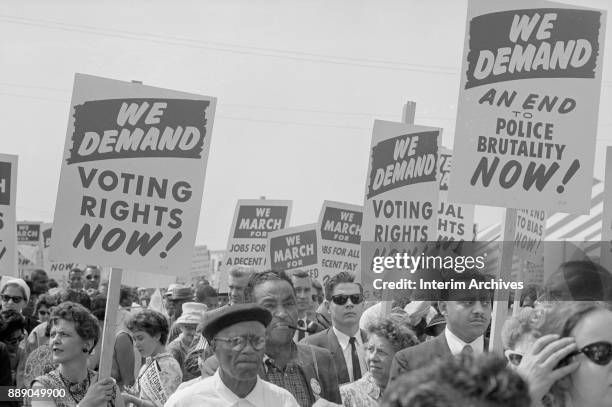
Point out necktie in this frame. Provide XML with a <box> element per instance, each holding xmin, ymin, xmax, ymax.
<box><xmin>349</xmin><ymin>337</ymin><xmax>362</xmax><ymax>381</ymax></box>
<box><xmin>462</xmin><ymin>344</ymin><xmax>474</xmax><ymax>355</ymax></box>
<box><xmin>297</xmin><ymin>319</ymin><xmax>306</xmax><ymax>341</ymax></box>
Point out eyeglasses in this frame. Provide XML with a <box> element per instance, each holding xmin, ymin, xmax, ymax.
<box><xmin>1</xmin><ymin>295</ymin><xmax>24</xmax><ymax>303</ymax></box>
<box><xmin>331</xmin><ymin>294</ymin><xmax>364</xmax><ymax>306</ymax></box>
<box><xmin>214</xmin><ymin>335</ymin><xmax>266</xmax><ymax>352</ymax></box>
<box><xmin>569</xmin><ymin>341</ymin><xmax>612</xmax><ymax>366</ymax></box>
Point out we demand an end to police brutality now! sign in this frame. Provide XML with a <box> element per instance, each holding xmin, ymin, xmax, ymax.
<box><xmin>51</xmin><ymin>74</ymin><xmax>217</xmax><ymax>274</ymax></box>
<box><xmin>449</xmin><ymin>0</ymin><xmax>606</xmax><ymax>214</ymax></box>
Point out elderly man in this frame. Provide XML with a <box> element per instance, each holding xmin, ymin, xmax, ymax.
<box><xmin>165</xmin><ymin>303</ymin><xmax>299</xmax><ymax>407</ymax></box>
<box><xmin>228</xmin><ymin>266</ymin><xmax>254</xmax><ymax>305</ymax></box>
<box><xmin>202</xmin><ymin>270</ymin><xmax>342</xmax><ymax>405</ymax></box>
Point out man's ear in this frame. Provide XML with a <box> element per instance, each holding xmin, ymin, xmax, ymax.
<box><xmin>438</xmin><ymin>301</ymin><xmax>448</xmax><ymax>316</ymax></box>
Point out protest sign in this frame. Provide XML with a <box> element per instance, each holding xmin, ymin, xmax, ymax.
<box><xmin>188</xmin><ymin>245</ymin><xmax>211</xmax><ymax>283</ymax></box>
<box><xmin>600</xmin><ymin>147</ymin><xmax>612</xmax><ymax>272</ymax></box>
<box><xmin>268</xmin><ymin>223</ymin><xmax>319</xmax><ymax>279</ymax></box>
<box><xmin>17</xmin><ymin>221</ymin><xmax>44</xmax><ymax>279</ymax></box>
<box><xmin>42</xmin><ymin>223</ymin><xmax>84</xmax><ymax>287</ymax></box>
<box><xmin>138</xmin><ymin>360</ymin><xmax>168</xmax><ymax>407</ymax></box>
<box><xmin>318</xmin><ymin>201</ymin><xmax>362</xmax><ymax>284</ymax></box>
<box><xmin>514</xmin><ymin>209</ymin><xmax>546</xmax><ymax>264</ymax></box>
<box><xmin>51</xmin><ymin>73</ymin><xmax>216</xmax><ymax>273</ymax></box>
<box><xmin>219</xmin><ymin>199</ymin><xmax>291</xmax><ymax>291</ymax></box>
<box><xmin>449</xmin><ymin>0</ymin><xmax>607</xmax><ymax>214</ymax></box>
<box><xmin>0</xmin><ymin>154</ymin><xmax>17</xmax><ymax>276</ymax></box>
<box><xmin>361</xmin><ymin>119</ymin><xmax>440</xmax><ymax>298</ymax></box>
<box><xmin>437</xmin><ymin>147</ymin><xmax>475</xmax><ymax>243</ymax></box>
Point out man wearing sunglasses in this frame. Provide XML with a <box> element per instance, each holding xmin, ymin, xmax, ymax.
<box><xmin>166</xmin><ymin>303</ymin><xmax>299</xmax><ymax>407</ymax></box>
<box><xmin>389</xmin><ymin>270</ymin><xmax>492</xmax><ymax>385</ymax></box>
<box><xmin>303</xmin><ymin>271</ymin><xmax>368</xmax><ymax>385</ymax></box>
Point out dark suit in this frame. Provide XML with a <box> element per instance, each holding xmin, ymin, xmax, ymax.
<box><xmin>201</xmin><ymin>342</ymin><xmax>341</xmax><ymax>403</ymax></box>
<box><xmin>302</xmin><ymin>327</ymin><xmax>367</xmax><ymax>385</ymax></box>
<box><xmin>388</xmin><ymin>333</ymin><xmax>451</xmax><ymax>384</ymax></box>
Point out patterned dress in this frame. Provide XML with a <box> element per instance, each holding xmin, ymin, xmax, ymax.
<box><xmin>340</xmin><ymin>372</ymin><xmax>381</xmax><ymax>407</ymax></box>
<box><xmin>27</xmin><ymin>368</ymin><xmax>97</xmax><ymax>407</ymax></box>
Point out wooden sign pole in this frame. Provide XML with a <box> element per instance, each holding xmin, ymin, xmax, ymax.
<box><xmin>98</xmin><ymin>267</ymin><xmax>123</xmax><ymax>379</ymax></box>
<box><xmin>488</xmin><ymin>208</ymin><xmax>517</xmax><ymax>354</ymax></box>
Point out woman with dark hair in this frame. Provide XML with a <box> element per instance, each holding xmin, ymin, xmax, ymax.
<box><xmin>340</xmin><ymin>315</ymin><xmax>419</xmax><ymax>407</ymax></box>
<box><xmin>0</xmin><ymin>310</ymin><xmax>27</xmax><ymax>386</ymax></box>
<box><xmin>122</xmin><ymin>309</ymin><xmax>182</xmax><ymax>407</ymax></box>
<box><xmin>534</xmin><ymin>302</ymin><xmax>612</xmax><ymax>407</ymax></box>
<box><xmin>28</xmin><ymin>302</ymin><xmax>117</xmax><ymax>407</ymax></box>
<box><xmin>25</xmin><ymin>295</ymin><xmax>58</xmax><ymax>358</ymax></box>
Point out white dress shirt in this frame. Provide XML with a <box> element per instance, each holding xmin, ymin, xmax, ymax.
<box><xmin>333</xmin><ymin>327</ymin><xmax>367</xmax><ymax>382</ymax></box>
<box><xmin>444</xmin><ymin>327</ymin><xmax>485</xmax><ymax>356</ymax></box>
<box><xmin>165</xmin><ymin>370</ymin><xmax>299</xmax><ymax>407</ymax></box>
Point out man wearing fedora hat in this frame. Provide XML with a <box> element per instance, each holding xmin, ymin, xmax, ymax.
<box><xmin>165</xmin><ymin>303</ymin><xmax>299</xmax><ymax>406</ymax></box>
<box><xmin>167</xmin><ymin>302</ymin><xmax>207</xmax><ymax>380</ymax></box>
<box><xmin>166</xmin><ymin>285</ymin><xmax>195</xmax><ymax>343</ymax></box>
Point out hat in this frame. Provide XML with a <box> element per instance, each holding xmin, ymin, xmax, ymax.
<box><xmin>0</xmin><ymin>277</ymin><xmax>31</xmax><ymax>302</ymax></box>
<box><xmin>168</xmin><ymin>286</ymin><xmax>193</xmax><ymax>301</ymax></box>
<box><xmin>164</xmin><ymin>283</ymin><xmax>180</xmax><ymax>297</ymax></box>
<box><xmin>203</xmin><ymin>303</ymin><xmax>272</xmax><ymax>341</ymax></box>
<box><xmin>424</xmin><ymin>313</ymin><xmax>446</xmax><ymax>336</ymax></box>
<box><xmin>176</xmin><ymin>302</ymin><xmax>207</xmax><ymax>325</ymax></box>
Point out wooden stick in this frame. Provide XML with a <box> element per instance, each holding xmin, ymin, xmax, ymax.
<box><xmin>489</xmin><ymin>209</ymin><xmax>517</xmax><ymax>354</ymax></box>
<box><xmin>512</xmin><ymin>260</ymin><xmax>525</xmax><ymax>317</ymax></box>
<box><xmin>98</xmin><ymin>267</ymin><xmax>123</xmax><ymax>379</ymax></box>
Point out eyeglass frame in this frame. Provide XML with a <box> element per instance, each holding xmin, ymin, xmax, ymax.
<box><xmin>1</xmin><ymin>294</ymin><xmax>25</xmax><ymax>304</ymax></box>
<box><xmin>331</xmin><ymin>293</ymin><xmax>364</xmax><ymax>306</ymax></box>
<box><xmin>212</xmin><ymin>335</ymin><xmax>266</xmax><ymax>352</ymax></box>
<box><xmin>564</xmin><ymin>341</ymin><xmax>612</xmax><ymax>366</ymax></box>
<box><xmin>504</xmin><ymin>350</ymin><xmax>524</xmax><ymax>366</ymax></box>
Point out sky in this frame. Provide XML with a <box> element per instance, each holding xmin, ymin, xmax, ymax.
<box><xmin>1</xmin><ymin>0</ymin><xmax>611</xmax><ymax>251</ymax></box>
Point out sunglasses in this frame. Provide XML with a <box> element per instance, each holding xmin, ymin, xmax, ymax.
<box><xmin>564</xmin><ymin>341</ymin><xmax>612</xmax><ymax>366</ymax></box>
<box><xmin>1</xmin><ymin>295</ymin><xmax>24</xmax><ymax>303</ymax></box>
<box><xmin>505</xmin><ymin>351</ymin><xmax>523</xmax><ymax>366</ymax></box>
<box><xmin>331</xmin><ymin>294</ymin><xmax>364</xmax><ymax>306</ymax></box>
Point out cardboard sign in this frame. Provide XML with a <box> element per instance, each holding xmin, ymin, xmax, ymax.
<box><xmin>17</xmin><ymin>221</ymin><xmax>44</xmax><ymax>279</ymax></box>
<box><xmin>42</xmin><ymin>224</ymin><xmax>84</xmax><ymax>287</ymax></box>
<box><xmin>600</xmin><ymin>147</ymin><xmax>612</xmax><ymax>271</ymax></box>
<box><xmin>514</xmin><ymin>209</ymin><xmax>546</xmax><ymax>264</ymax></box>
<box><xmin>0</xmin><ymin>155</ymin><xmax>17</xmax><ymax>276</ymax></box>
<box><xmin>219</xmin><ymin>199</ymin><xmax>291</xmax><ymax>292</ymax></box>
<box><xmin>318</xmin><ymin>201</ymin><xmax>362</xmax><ymax>284</ymax></box>
<box><xmin>139</xmin><ymin>360</ymin><xmax>168</xmax><ymax>407</ymax></box>
<box><xmin>437</xmin><ymin>147</ymin><xmax>475</xmax><ymax>243</ymax></box>
<box><xmin>188</xmin><ymin>245</ymin><xmax>211</xmax><ymax>283</ymax></box>
<box><xmin>268</xmin><ymin>224</ymin><xmax>319</xmax><ymax>279</ymax></box>
<box><xmin>51</xmin><ymin>74</ymin><xmax>216</xmax><ymax>273</ymax></box>
<box><xmin>449</xmin><ymin>0</ymin><xmax>606</xmax><ymax>214</ymax></box>
<box><xmin>361</xmin><ymin>120</ymin><xmax>440</xmax><ymax>296</ymax></box>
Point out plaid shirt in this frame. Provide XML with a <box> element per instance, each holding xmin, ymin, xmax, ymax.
<box><xmin>263</xmin><ymin>346</ymin><xmax>314</xmax><ymax>407</ymax></box>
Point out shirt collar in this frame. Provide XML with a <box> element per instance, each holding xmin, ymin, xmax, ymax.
<box><xmin>444</xmin><ymin>327</ymin><xmax>484</xmax><ymax>355</ymax></box>
<box><xmin>333</xmin><ymin>326</ymin><xmax>362</xmax><ymax>350</ymax></box>
<box><xmin>213</xmin><ymin>370</ymin><xmax>264</xmax><ymax>405</ymax></box>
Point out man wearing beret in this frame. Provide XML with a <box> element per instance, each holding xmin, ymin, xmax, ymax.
<box><xmin>165</xmin><ymin>303</ymin><xmax>299</xmax><ymax>407</ymax></box>
<box><xmin>201</xmin><ymin>270</ymin><xmax>342</xmax><ymax>406</ymax></box>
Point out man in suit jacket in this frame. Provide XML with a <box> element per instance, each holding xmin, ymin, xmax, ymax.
<box><xmin>302</xmin><ymin>271</ymin><xmax>368</xmax><ymax>385</ymax></box>
<box><xmin>388</xmin><ymin>271</ymin><xmax>493</xmax><ymax>384</ymax></box>
<box><xmin>290</xmin><ymin>270</ymin><xmax>324</xmax><ymax>342</ymax></box>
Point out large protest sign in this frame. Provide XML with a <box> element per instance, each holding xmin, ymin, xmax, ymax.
<box><xmin>361</xmin><ymin>119</ymin><xmax>440</xmax><ymax>297</ymax></box>
<box><xmin>0</xmin><ymin>154</ymin><xmax>17</xmax><ymax>276</ymax></box>
<box><xmin>514</xmin><ymin>209</ymin><xmax>546</xmax><ymax>264</ymax></box>
<box><xmin>17</xmin><ymin>221</ymin><xmax>44</xmax><ymax>279</ymax></box>
<box><xmin>219</xmin><ymin>199</ymin><xmax>291</xmax><ymax>291</ymax></box>
<box><xmin>51</xmin><ymin>74</ymin><xmax>216</xmax><ymax>273</ymax></box>
<box><xmin>42</xmin><ymin>223</ymin><xmax>84</xmax><ymax>286</ymax></box>
<box><xmin>268</xmin><ymin>224</ymin><xmax>319</xmax><ymax>279</ymax></box>
<box><xmin>449</xmin><ymin>0</ymin><xmax>606</xmax><ymax>214</ymax></box>
<box><xmin>188</xmin><ymin>245</ymin><xmax>211</xmax><ymax>283</ymax></box>
<box><xmin>318</xmin><ymin>201</ymin><xmax>362</xmax><ymax>284</ymax></box>
<box><xmin>437</xmin><ymin>147</ymin><xmax>475</xmax><ymax>243</ymax></box>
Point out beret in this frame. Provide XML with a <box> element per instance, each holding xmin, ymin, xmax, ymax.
<box><xmin>203</xmin><ymin>303</ymin><xmax>271</xmax><ymax>341</ymax></box>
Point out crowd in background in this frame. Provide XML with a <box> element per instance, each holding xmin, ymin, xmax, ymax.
<box><xmin>0</xmin><ymin>261</ymin><xmax>611</xmax><ymax>407</ymax></box>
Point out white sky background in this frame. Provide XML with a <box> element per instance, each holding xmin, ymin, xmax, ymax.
<box><xmin>1</xmin><ymin>0</ymin><xmax>611</xmax><ymax>250</ymax></box>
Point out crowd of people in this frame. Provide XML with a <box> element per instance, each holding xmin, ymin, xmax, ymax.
<box><xmin>0</xmin><ymin>262</ymin><xmax>611</xmax><ymax>407</ymax></box>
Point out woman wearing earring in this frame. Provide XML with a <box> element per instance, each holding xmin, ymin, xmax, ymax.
<box><xmin>28</xmin><ymin>302</ymin><xmax>117</xmax><ymax>407</ymax></box>
<box><xmin>121</xmin><ymin>309</ymin><xmax>182</xmax><ymax>407</ymax></box>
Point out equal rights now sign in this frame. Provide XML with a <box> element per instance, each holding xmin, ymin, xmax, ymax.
<box><xmin>51</xmin><ymin>74</ymin><xmax>217</xmax><ymax>273</ymax></box>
